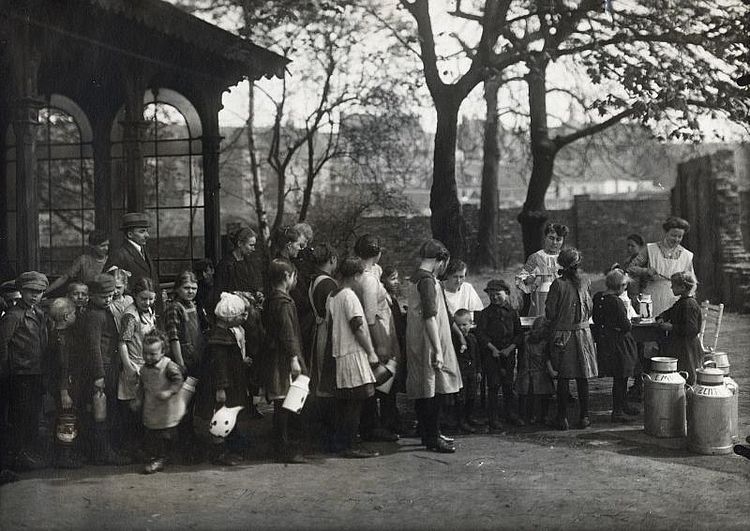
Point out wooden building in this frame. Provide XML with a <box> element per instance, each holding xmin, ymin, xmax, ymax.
<box><xmin>0</xmin><ymin>0</ymin><xmax>287</xmax><ymax>279</ymax></box>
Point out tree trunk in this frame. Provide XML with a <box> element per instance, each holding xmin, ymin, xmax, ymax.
<box><xmin>247</xmin><ymin>84</ymin><xmax>271</xmax><ymax>252</ymax></box>
<box><xmin>518</xmin><ymin>56</ymin><xmax>557</xmax><ymax>259</ymax></box>
<box><xmin>474</xmin><ymin>77</ymin><xmax>501</xmax><ymax>270</ymax></box>
<box><xmin>298</xmin><ymin>133</ymin><xmax>315</xmax><ymax>223</ymax></box>
<box><xmin>430</xmin><ymin>96</ymin><xmax>466</xmax><ymax>260</ymax></box>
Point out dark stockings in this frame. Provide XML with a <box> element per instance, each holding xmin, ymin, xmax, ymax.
<box><xmin>557</xmin><ymin>378</ymin><xmax>589</xmax><ymax>421</ymax></box>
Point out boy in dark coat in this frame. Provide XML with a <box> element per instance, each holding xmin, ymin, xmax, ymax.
<box><xmin>0</xmin><ymin>272</ymin><xmax>49</xmax><ymax>470</ymax></box>
<box><xmin>475</xmin><ymin>279</ymin><xmax>524</xmax><ymax>429</ymax></box>
<box><xmin>451</xmin><ymin>309</ymin><xmax>481</xmax><ymax>433</ymax></box>
<box><xmin>80</xmin><ymin>274</ymin><xmax>130</xmax><ymax>465</ymax></box>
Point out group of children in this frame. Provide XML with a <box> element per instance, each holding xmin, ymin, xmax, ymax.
<box><xmin>0</xmin><ymin>224</ymin><xmax>705</xmax><ymax>477</ymax></box>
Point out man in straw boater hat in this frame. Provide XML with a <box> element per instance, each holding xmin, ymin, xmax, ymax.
<box><xmin>104</xmin><ymin>212</ymin><xmax>162</xmax><ymax>311</ymax></box>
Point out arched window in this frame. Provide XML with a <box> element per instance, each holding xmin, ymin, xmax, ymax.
<box><xmin>111</xmin><ymin>88</ymin><xmax>204</xmax><ymax>278</ymax></box>
<box><xmin>5</xmin><ymin>95</ymin><xmax>94</xmax><ymax>276</ymax></box>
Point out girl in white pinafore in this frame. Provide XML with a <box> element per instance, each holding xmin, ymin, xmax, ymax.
<box><xmin>405</xmin><ymin>239</ymin><xmax>462</xmax><ymax>454</ymax></box>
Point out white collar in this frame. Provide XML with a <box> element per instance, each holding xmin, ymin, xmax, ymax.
<box><xmin>128</xmin><ymin>239</ymin><xmax>143</xmax><ymax>253</ymax></box>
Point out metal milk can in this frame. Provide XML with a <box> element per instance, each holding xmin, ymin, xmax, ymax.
<box><xmin>703</xmin><ymin>353</ymin><xmax>739</xmax><ymax>443</ymax></box>
<box><xmin>637</xmin><ymin>293</ymin><xmax>654</xmax><ymax>320</ymax></box>
<box><xmin>643</xmin><ymin>357</ymin><xmax>687</xmax><ymax>438</ymax></box>
<box><xmin>55</xmin><ymin>412</ymin><xmax>78</xmax><ymax>446</ymax></box>
<box><xmin>686</xmin><ymin>368</ymin><xmax>735</xmax><ymax>455</ymax></box>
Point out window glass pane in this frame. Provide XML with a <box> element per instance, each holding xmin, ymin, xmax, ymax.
<box><xmin>159</xmin><ymin>260</ymin><xmax>193</xmax><ymax>279</ymax></box>
<box><xmin>35</xmin><ymin>108</ymin><xmax>49</xmax><ymax>144</ymax></box>
<box><xmin>48</xmin><ymin>108</ymin><xmax>80</xmax><ymax>144</ymax></box>
<box><xmin>191</xmin><ymin>158</ymin><xmax>204</xmax><ymax>206</ymax></box>
<box><xmin>144</xmin><ymin>157</ymin><xmax>157</xmax><ymax>207</ymax></box>
<box><xmin>82</xmin><ymin>159</ymin><xmax>95</xmax><ymax>208</ymax></box>
<box><xmin>50</xmin><ymin>160</ymin><xmax>83</xmax><ymax>210</ymax></box>
<box><xmin>39</xmin><ymin>210</ymin><xmax>52</xmax><ymax>258</ymax></box>
<box><xmin>157</xmin><ymin>156</ymin><xmax>190</xmax><ymax>207</ymax></box>
<box><xmin>37</xmin><ymin>160</ymin><xmax>50</xmax><ymax>210</ymax></box>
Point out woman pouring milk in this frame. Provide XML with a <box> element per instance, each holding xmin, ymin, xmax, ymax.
<box><xmin>626</xmin><ymin>216</ymin><xmax>695</xmax><ymax>318</ymax></box>
<box><xmin>516</xmin><ymin>223</ymin><xmax>569</xmax><ymax>317</ymax></box>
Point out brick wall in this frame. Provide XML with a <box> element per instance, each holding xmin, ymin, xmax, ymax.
<box><xmin>358</xmin><ymin>194</ymin><xmax>671</xmax><ymax>277</ymax></box>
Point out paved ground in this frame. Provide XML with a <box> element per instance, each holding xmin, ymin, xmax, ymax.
<box><xmin>2</xmin><ymin>279</ymin><xmax>749</xmax><ymax>530</ymax></box>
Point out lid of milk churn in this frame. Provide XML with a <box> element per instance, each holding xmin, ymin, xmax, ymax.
<box><xmin>650</xmin><ymin>357</ymin><xmax>678</xmax><ymax>372</ymax></box>
<box><xmin>696</xmin><ymin>367</ymin><xmax>725</xmax><ymax>385</ymax></box>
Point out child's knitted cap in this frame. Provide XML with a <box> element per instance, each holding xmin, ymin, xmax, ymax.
<box><xmin>214</xmin><ymin>292</ymin><xmax>247</xmax><ymax>320</ymax></box>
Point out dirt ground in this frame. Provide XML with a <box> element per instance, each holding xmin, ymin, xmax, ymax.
<box><xmin>2</xmin><ymin>278</ymin><xmax>750</xmax><ymax>530</ymax></box>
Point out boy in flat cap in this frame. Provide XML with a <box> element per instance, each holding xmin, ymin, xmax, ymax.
<box><xmin>0</xmin><ymin>271</ymin><xmax>49</xmax><ymax>470</ymax></box>
<box><xmin>104</xmin><ymin>212</ymin><xmax>162</xmax><ymax>312</ymax></box>
<box><xmin>0</xmin><ymin>280</ymin><xmax>21</xmax><ymax>318</ymax></box>
<box><xmin>475</xmin><ymin>279</ymin><xmax>524</xmax><ymax>430</ymax></box>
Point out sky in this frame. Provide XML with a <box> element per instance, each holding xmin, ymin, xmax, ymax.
<box><xmin>211</xmin><ymin>1</ymin><xmax>748</xmax><ymax>142</ymax></box>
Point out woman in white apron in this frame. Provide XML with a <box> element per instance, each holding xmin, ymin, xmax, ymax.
<box><xmin>626</xmin><ymin>217</ymin><xmax>695</xmax><ymax>317</ymax></box>
<box><xmin>405</xmin><ymin>239</ymin><xmax>462</xmax><ymax>454</ymax></box>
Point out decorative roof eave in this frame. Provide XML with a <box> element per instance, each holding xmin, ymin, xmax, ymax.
<box><xmin>86</xmin><ymin>0</ymin><xmax>290</xmax><ymax>80</ymax></box>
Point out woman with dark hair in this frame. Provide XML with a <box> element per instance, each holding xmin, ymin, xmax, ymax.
<box><xmin>354</xmin><ymin>234</ymin><xmax>401</xmax><ymax>441</ymax></box>
<box><xmin>441</xmin><ymin>259</ymin><xmax>484</xmax><ymax>320</ymax></box>
<box><xmin>516</xmin><ymin>223</ymin><xmax>569</xmax><ymax>317</ymax></box>
<box><xmin>406</xmin><ymin>239</ymin><xmax>462</xmax><ymax>453</ymax></box>
<box><xmin>545</xmin><ymin>248</ymin><xmax>597</xmax><ymax>430</ymax></box>
<box><xmin>627</xmin><ymin>216</ymin><xmax>695</xmax><ymax>317</ymax></box>
<box><xmin>215</xmin><ymin>227</ymin><xmax>263</xmax><ymax>294</ymax></box>
<box><xmin>273</xmin><ymin>225</ymin><xmax>306</xmax><ymax>261</ymax></box>
<box><xmin>47</xmin><ymin>229</ymin><xmax>110</xmax><ymax>294</ymax></box>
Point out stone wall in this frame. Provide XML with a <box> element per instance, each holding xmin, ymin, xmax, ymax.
<box><xmin>674</xmin><ymin>150</ymin><xmax>750</xmax><ymax>311</ymax></box>
<box><xmin>358</xmin><ymin>194</ymin><xmax>671</xmax><ymax>277</ymax></box>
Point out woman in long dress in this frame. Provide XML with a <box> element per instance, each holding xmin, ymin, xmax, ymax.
<box><xmin>406</xmin><ymin>239</ymin><xmax>462</xmax><ymax>453</ymax></box>
<box><xmin>516</xmin><ymin>223</ymin><xmax>569</xmax><ymax>317</ymax></box>
<box><xmin>626</xmin><ymin>216</ymin><xmax>695</xmax><ymax>318</ymax></box>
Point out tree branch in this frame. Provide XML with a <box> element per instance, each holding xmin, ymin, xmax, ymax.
<box><xmin>554</xmin><ymin>103</ymin><xmax>643</xmax><ymax>148</ymax></box>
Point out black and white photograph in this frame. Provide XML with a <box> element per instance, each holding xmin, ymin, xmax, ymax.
<box><xmin>0</xmin><ymin>0</ymin><xmax>749</xmax><ymax>528</ymax></box>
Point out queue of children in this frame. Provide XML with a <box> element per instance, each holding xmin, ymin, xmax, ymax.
<box><xmin>0</xmin><ymin>218</ymin><xmax>703</xmax><ymax>479</ymax></box>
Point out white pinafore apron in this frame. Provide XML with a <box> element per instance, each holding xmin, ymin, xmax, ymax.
<box><xmin>644</xmin><ymin>243</ymin><xmax>695</xmax><ymax>317</ymax></box>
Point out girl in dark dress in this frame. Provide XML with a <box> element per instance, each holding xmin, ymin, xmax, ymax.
<box><xmin>656</xmin><ymin>271</ymin><xmax>702</xmax><ymax>385</ymax></box>
<box><xmin>592</xmin><ymin>269</ymin><xmax>640</xmax><ymax>422</ymax></box>
<box><xmin>193</xmin><ymin>292</ymin><xmax>250</xmax><ymax>466</ymax></box>
<box><xmin>261</xmin><ymin>258</ymin><xmax>306</xmax><ymax>464</ymax></box>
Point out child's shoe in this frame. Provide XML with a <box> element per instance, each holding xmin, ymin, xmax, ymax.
<box><xmin>54</xmin><ymin>448</ymin><xmax>83</xmax><ymax>469</ymax></box>
<box><xmin>611</xmin><ymin>411</ymin><xmax>630</xmax><ymax>423</ymax></box>
<box><xmin>467</xmin><ymin>417</ymin><xmax>485</xmax><ymax>427</ymax></box>
<box><xmin>14</xmin><ymin>449</ymin><xmax>47</xmax><ymax>471</ymax></box>
<box><xmin>213</xmin><ymin>451</ymin><xmax>243</xmax><ymax>466</ymax></box>
<box><xmin>143</xmin><ymin>458</ymin><xmax>165</xmax><ymax>474</ymax></box>
<box><xmin>425</xmin><ymin>438</ymin><xmax>455</xmax><ymax>454</ymax></box>
<box><xmin>341</xmin><ymin>447</ymin><xmax>379</xmax><ymax>459</ymax></box>
<box><xmin>488</xmin><ymin>417</ymin><xmax>504</xmax><ymax>431</ymax></box>
<box><xmin>458</xmin><ymin>420</ymin><xmax>476</xmax><ymax>434</ymax></box>
<box><xmin>733</xmin><ymin>445</ymin><xmax>750</xmax><ymax>460</ymax></box>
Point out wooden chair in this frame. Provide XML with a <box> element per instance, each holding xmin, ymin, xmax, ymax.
<box><xmin>699</xmin><ymin>300</ymin><xmax>724</xmax><ymax>352</ymax></box>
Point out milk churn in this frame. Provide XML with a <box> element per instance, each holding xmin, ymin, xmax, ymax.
<box><xmin>703</xmin><ymin>353</ymin><xmax>739</xmax><ymax>443</ymax></box>
<box><xmin>686</xmin><ymin>368</ymin><xmax>735</xmax><ymax>455</ymax></box>
<box><xmin>637</xmin><ymin>293</ymin><xmax>654</xmax><ymax>320</ymax></box>
<box><xmin>643</xmin><ymin>357</ymin><xmax>687</xmax><ymax>438</ymax></box>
